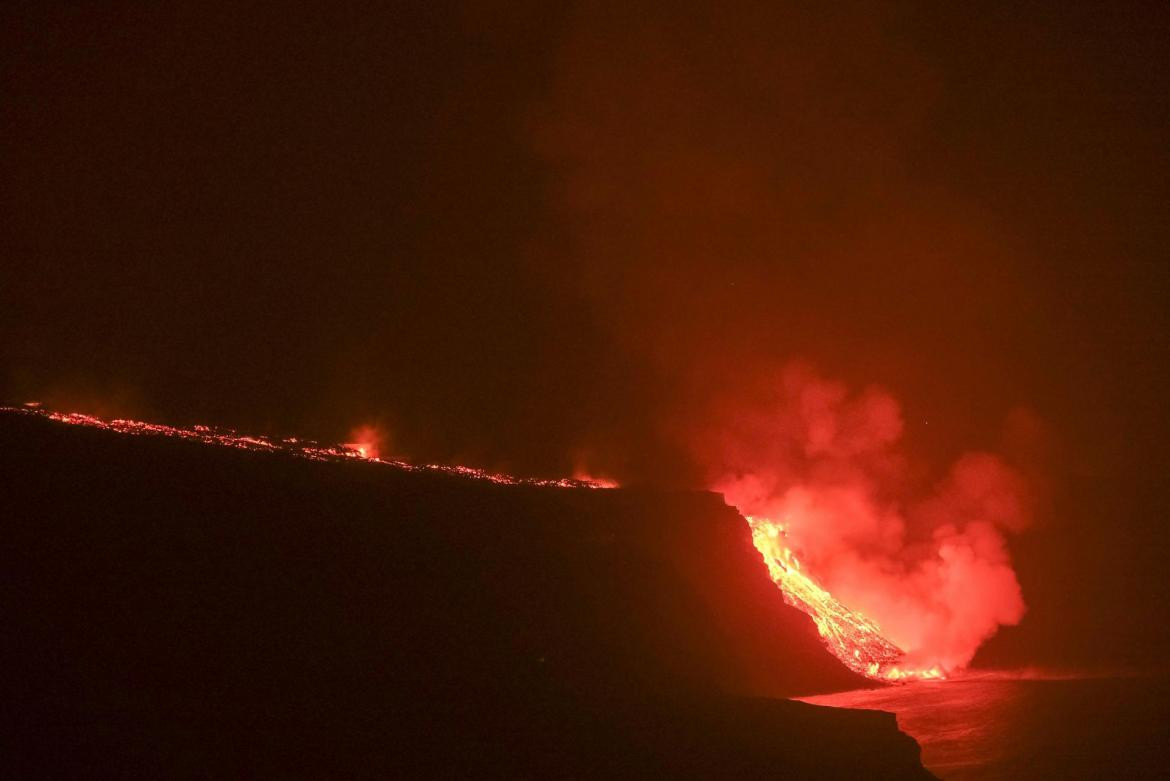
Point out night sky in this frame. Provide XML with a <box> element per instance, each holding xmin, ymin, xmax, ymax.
<box><xmin>3</xmin><ymin>2</ymin><xmax>1169</xmax><ymax>671</ymax></box>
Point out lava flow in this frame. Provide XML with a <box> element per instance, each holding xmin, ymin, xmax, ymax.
<box><xmin>747</xmin><ymin>514</ymin><xmax>945</xmax><ymax>682</ymax></box>
<box><xmin>9</xmin><ymin>403</ymin><xmax>938</xmax><ymax>683</ymax></box>
<box><xmin>7</xmin><ymin>405</ymin><xmax>611</xmax><ymax>489</ymax></box>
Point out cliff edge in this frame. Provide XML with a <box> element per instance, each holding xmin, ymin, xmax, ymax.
<box><xmin>0</xmin><ymin>411</ymin><xmax>933</xmax><ymax>778</ymax></box>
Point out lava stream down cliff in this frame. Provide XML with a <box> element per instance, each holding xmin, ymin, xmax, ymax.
<box><xmin>747</xmin><ymin>515</ymin><xmax>945</xmax><ymax>682</ymax></box>
<box><xmin>7</xmin><ymin>404</ymin><xmax>939</xmax><ymax>683</ymax></box>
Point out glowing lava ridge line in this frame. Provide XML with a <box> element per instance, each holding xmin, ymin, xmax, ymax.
<box><xmin>6</xmin><ymin>406</ymin><xmax>613</xmax><ymax>490</ymax></box>
<box><xmin>747</xmin><ymin>515</ymin><xmax>946</xmax><ymax>683</ymax></box>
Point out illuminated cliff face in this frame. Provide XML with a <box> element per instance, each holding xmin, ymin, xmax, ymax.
<box><xmin>747</xmin><ymin>515</ymin><xmax>944</xmax><ymax>682</ymax></box>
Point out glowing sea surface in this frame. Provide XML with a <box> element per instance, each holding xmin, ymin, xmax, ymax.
<box><xmin>798</xmin><ymin>674</ymin><xmax>1170</xmax><ymax>779</ymax></box>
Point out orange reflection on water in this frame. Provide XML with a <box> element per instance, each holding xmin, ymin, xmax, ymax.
<box><xmin>798</xmin><ymin>673</ymin><xmax>1170</xmax><ymax>780</ymax></box>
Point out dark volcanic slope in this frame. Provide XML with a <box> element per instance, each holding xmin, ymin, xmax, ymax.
<box><xmin>0</xmin><ymin>412</ymin><xmax>931</xmax><ymax>779</ymax></box>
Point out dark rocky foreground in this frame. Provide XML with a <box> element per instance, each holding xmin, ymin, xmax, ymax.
<box><xmin>0</xmin><ymin>412</ymin><xmax>934</xmax><ymax>778</ymax></box>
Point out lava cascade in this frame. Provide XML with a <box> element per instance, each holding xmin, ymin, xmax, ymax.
<box><xmin>748</xmin><ymin>514</ymin><xmax>943</xmax><ymax>682</ymax></box>
<box><xmin>10</xmin><ymin>403</ymin><xmax>953</xmax><ymax>683</ymax></box>
<box><xmin>695</xmin><ymin>363</ymin><xmax>1031</xmax><ymax>680</ymax></box>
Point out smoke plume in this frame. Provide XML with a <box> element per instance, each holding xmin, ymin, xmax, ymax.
<box><xmin>694</xmin><ymin>363</ymin><xmax>1030</xmax><ymax>670</ymax></box>
<box><xmin>528</xmin><ymin>3</ymin><xmax>1042</xmax><ymax>669</ymax></box>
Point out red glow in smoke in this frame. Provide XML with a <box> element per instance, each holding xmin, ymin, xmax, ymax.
<box><xmin>345</xmin><ymin>424</ymin><xmax>386</xmax><ymax>460</ymax></box>
<box><xmin>13</xmin><ymin>391</ymin><xmax>1029</xmax><ymax>681</ymax></box>
<box><xmin>695</xmin><ymin>363</ymin><xmax>1032</xmax><ymax>674</ymax></box>
<box><xmin>571</xmin><ymin>470</ymin><xmax>620</xmax><ymax>489</ymax></box>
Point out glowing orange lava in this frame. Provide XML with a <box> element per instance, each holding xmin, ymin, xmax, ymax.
<box><xmin>9</xmin><ymin>403</ymin><xmax>941</xmax><ymax>683</ymax></box>
<box><xmin>344</xmin><ymin>424</ymin><xmax>384</xmax><ymax>460</ymax></box>
<box><xmin>747</xmin><ymin>515</ymin><xmax>945</xmax><ymax>683</ymax></box>
<box><xmin>9</xmin><ymin>405</ymin><xmax>611</xmax><ymax>489</ymax></box>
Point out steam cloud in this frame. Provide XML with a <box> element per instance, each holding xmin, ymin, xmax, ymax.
<box><xmin>696</xmin><ymin>363</ymin><xmax>1029</xmax><ymax>671</ymax></box>
<box><xmin>529</xmin><ymin>4</ymin><xmax>1041</xmax><ymax>670</ymax></box>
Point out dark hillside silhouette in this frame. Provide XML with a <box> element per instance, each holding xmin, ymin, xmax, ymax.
<box><xmin>0</xmin><ymin>412</ymin><xmax>933</xmax><ymax>778</ymax></box>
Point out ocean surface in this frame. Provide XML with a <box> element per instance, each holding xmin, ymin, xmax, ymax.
<box><xmin>798</xmin><ymin>673</ymin><xmax>1170</xmax><ymax>780</ymax></box>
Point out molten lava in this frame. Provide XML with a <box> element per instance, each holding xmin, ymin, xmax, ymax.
<box><xmin>10</xmin><ymin>406</ymin><xmax>610</xmax><ymax>489</ymax></box>
<box><xmin>747</xmin><ymin>515</ymin><xmax>945</xmax><ymax>682</ymax></box>
<box><xmin>10</xmin><ymin>403</ymin><xmax>945</xmax><ymax>683</ymax></box>
<box><xmin>344</xmin><ymin>424</ymin><xmax>384</xmax><ymax>460</ymax></box>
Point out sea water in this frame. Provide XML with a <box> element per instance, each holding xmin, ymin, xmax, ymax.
<box><xmin>798</xmin><ymin>673</ymin><xmax>1170</xmax><ymax>779</ymax></box>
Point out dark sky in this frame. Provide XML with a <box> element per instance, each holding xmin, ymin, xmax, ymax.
<box><xmin>3</xmin><ymin>1</ymin><xmax>1168</xmax><ymax>670</ymax></box>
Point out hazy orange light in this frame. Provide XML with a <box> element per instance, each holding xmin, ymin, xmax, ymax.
<box><xmin>747</xmin><ymin>514</ymin><xmax>946</xmax><ymax>683</ymax></box>
<box><xmin>345</xmin><ymin>424</ymin><xmax>384</xmax><ymax>460</ymax></box>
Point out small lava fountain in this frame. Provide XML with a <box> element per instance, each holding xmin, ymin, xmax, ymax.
<box><xmin>8</xmin><ymin>405</ymin><xmax>610</xmax><ymax>489</ymax></box>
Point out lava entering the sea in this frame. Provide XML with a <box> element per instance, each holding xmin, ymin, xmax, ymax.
<box><xmin>747</xmin><ymin>514</ymin><xmax>945</xmax><ymax>682</ymax></box>
<box><xmin>9</xmin><ymin>403</ymin><xmax>941</xmax><ymax>683</ymax></box>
